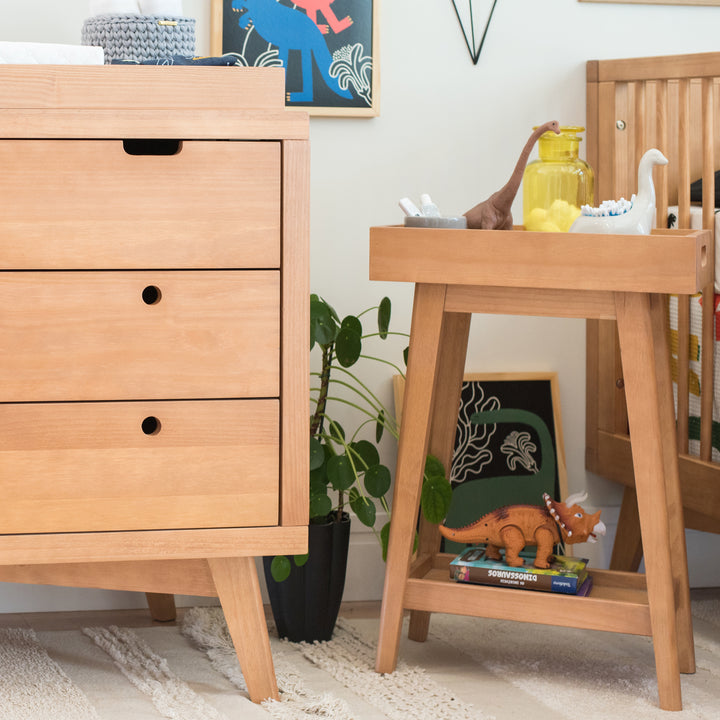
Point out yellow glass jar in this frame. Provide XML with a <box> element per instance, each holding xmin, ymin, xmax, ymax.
<box><xmin>522</xmin><ymin>126</ymin><xmax>594</xmax><ymax>232</ymax></box>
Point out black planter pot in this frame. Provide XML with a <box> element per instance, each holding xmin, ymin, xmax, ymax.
<box><xmin>263</xmin><ymin>512</ymin><xmax>350</xmax><ymax>642</ymax></box>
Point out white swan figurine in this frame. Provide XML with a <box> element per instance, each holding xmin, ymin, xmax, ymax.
<box><xmin>569</xmin><ymin>148</ymin><xmax>668</xmax><ymax>234</ymax></box>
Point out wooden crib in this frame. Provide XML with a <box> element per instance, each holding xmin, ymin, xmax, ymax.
<box><xmin>585</xmin><ymin>51</ymin><xmax>720</xmax><ymax>570</ymax></box>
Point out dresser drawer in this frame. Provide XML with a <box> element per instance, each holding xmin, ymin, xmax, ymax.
<box><xmin>0</xmin><ymin>400</ymin><xmax>279</xmax><ymax>533</ymax></box>
<box><xmin>0</xmin><ymin>140</ymin><xmax>280</xmax><ymax>269</ymax></box>
<box><xmin>0</xmin><ymin>271</ymin><xmax>279</xmax><ymax>401</ymax></box>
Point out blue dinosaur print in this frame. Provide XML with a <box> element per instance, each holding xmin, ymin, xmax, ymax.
<box><xmin>231</xmin><ymin>0</ymin><xmax>353</xmax><ymax>103</ymax></box>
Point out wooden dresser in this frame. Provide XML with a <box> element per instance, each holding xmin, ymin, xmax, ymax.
<box><xmin>0</xmin><ymin>66</ymin><xmax>309</xmax><ymax>702</ymax></box>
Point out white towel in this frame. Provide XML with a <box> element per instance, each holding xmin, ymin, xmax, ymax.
<box><xmin>89</xmin><ymin>0</ymin><xmax>141</xmax><ymax>14</ymax></box>
<box><xmin>0</xmin><ymin>41</ymin><xmax>104</xmax><ymax>65</ymax></box>
<box><xmin>138</xmin><ymin>0</ymin><xmax>183</xmax><ymax>14</ymax></box>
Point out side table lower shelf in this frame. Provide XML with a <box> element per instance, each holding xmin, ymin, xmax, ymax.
<box><xmin>407</xmin><ymin>554</ymin><xmax>652</xmax><ymax>636</ymax></box>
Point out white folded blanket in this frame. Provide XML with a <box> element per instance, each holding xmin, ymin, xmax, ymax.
<box><xmin>88</xmin><ymin>0</ymin><xmax>184</xmax><ymax>14</ymax></box>
<box><xmin>0</xmin><ymin>41</ymin><xmax>104</xmax><ymax>65</ymax></box>
<box><xmin>89</xmin><ymin>0</ymin><xmax>141</xmax><ymax>14</ymax></box>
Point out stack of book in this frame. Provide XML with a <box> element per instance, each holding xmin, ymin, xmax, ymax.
<box><xmin>449</xmin><ymin>546</ymin><xmax>592</xmax><ymax>596</ymax></box>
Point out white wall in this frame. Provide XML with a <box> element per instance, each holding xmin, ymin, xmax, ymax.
<box><xmin>1</xmin><ymin>0</ymin><xmax>720</xmax><ymax>613</ymax></box>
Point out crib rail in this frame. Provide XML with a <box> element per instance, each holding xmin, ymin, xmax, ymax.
<box><xmin>586</xmin><ymin>53</ymin><xmax>719</xmax><ymax>526</ymax></box>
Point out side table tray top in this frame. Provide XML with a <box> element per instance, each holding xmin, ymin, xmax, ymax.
<box><xmin>369</xmin><ymin>224</ymin><xmax>711</xmax><ymax>712</ymax></box>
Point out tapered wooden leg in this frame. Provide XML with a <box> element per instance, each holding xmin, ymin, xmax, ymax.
<box><xmin>408</xmin><ymin>311</ymin><xmax>471</xmax><ymax>643</ymax></box>
<box><xmin>208</xmin><ymin>556</ymin><xmax>279</xmax><ymax>703</ymax></box>
<box><xmin>616</xmin><ymin>292</ymin><xmax>688</xmax><ymax>710</ymax></box>
<box><xmin>376</xmin><ymin>283</ymin><xmax>448</xmax><ymax>673</ymax></box>
<box><xmin>145</xmin><ymin>593</ymin><xmax>177</xmax><ymax>622</ymax></box>
<box><xmin>609</xmin><ymin>487</ymin><xmax>643</xmax><ymax>572</ymax></box>
<box><xmin>648</xmin><ymin>293</ymin><xmax>695</xmax><ymax>674</ymax></box>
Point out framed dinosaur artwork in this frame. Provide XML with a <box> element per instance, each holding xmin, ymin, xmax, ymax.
<box><xmin>393</xmin><ymin>372</ymin><xmax>568</xmax><ymax>553</ymax></box>
<box><xmin>210</xmin><ymin>0</ymin><xmax>379</xmax><ymax>117</ymax></box>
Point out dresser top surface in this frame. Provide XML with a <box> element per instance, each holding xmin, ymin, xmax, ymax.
<box><xmin>0</xmin><ymin>66</ymin><xmax>308</xmax><ymax>139</ymax></box>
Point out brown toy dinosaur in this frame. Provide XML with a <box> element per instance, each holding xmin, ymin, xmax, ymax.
<box><xmin>464</xmin><ymin>120</ymin><xmax>560</xmax><ymax>230</ymax></box>
<box><xmin>438</xmin><ymin>492</ymin><xmax>606</xmax><ymax>569</ymax></box>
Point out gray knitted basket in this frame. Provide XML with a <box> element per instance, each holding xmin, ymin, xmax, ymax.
<box><xmin>81</xmin><ymin>14</ymin><xmax>196</xmax><ymax>64</ymax></box>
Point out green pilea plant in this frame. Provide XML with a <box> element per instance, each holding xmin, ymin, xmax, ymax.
<box><xmin>269</xmin><ymin>295</ymin><xmax>452</xmax><ymax>582</ymax></box>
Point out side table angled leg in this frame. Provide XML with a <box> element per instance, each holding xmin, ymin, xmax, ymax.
<box><xmin>615</xmin><ymin>292</ymin><xmax>684</xmax><ymax>711</ymax></box>
<box><xmin>408</xmin><ymin>310</ymin><xmax>471</xmax><ymax>643</ymax></box>
<box><xmin>376</xmin><ymin>283</ymin><xmax>448</xmax><ymax>674</ymax></box>
<box><xmin>208</xmin><ymin>557</ymin><xmax>279</xmax><ymax>703</ymax></box>
<box><xmin>648</xmin><ymin>293</ymin><xmax>695</xmax><ymax>673</ymax></box>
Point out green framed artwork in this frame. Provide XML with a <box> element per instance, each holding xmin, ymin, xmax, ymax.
<box><xmin>394</xmin><ymin>372</ymin><xmax>567</xmax><ymax>553</ymax></box>
<box><xmin>210</xmin><ymin>0</ymin><xmax>379</xmax><ymax>117</ymax></box>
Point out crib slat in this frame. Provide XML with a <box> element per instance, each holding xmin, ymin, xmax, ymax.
<box><xmin>676</xmin><ymin>79</ymin><xmax>692</xmax><ymax>453</ymax></box>
<box><xmin>655</xmin><ymin>81</ymin><xmax>669</xmax><ymax>227</ymax></box>
<box><xmin>635</xmin><ymin>81</ymin><xmax>646</xmax><ymax>175</ymax></box>
<box><xmin>700</xmin><ymin>78</ymin><xmax>716</xmax><ymax>461</ymax></box>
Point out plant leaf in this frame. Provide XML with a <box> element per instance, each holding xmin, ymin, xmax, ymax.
<box><xmin>294</xmin><ymin>553</ymin><xmax>309</xmax><ymax>567</ymax></box>
<box><xmin>310</xmin><ymin>298</ymin><xmax>336</xmax><ymax>347</ymax></box>
<box><xmin>309</xmin><ymin>492</ymin><xmax>332</xmax><ymax>519</ymax></box>
<box><xmin>309</xmin><ymin>437</ymin><xmax>325</xmax><ymax>470</ymax></box>
<box><xmin>328</xmin><ymin>420</ymin><xmax>345</xmax><ymax>443</ymax></box>
<box><xmin>424</xmin><ymin>454</ymin><xmax>446</xmax><ymax>480</ymax></box>
<box><xmin>335</xmin><ymin>325</ymin><xmax>362</xmax><ymax>367</ymax></box>
<box><xmin>378</xmin><ymin>297</ymin><xmax>391</xmax><ymax>339</ymax></box>
<box><xmin>421</xmin><ymin>475</ymin><xmax>453</xmax><ymax>523</ymax></box>
<box><xmin>349</xmin><ymin>488</ymin><xmax>376</xmax><ymax>527</ymax></box>
<box><xmin>341</xmin><ymin>314</ymin><xmax>362</xmax><ymax>336</ymax></box>
<box><xmin>270</xmin><ymin>555</ymin><xmax>291</xmax><ymax>583</ymax></box>
<box><xmin>327</xmin><ymin>454</ymin><xmax>355</xmax><ymax>491</ymax></box>
<box><xmin>403</xmin><ymin>346</ymin><xmax>409</xmax><ymax>366</ymax></box>
<box><xmin>380</xmin><ymin>521</ymin><xmax>390</xmax><ymax>561</ymax></box>
<box><xmin>351</xmin><ymin>439</ymin><xmax>380</xmax><ymax>470</ymax></box>
<box><xmin>364</xmin><ymin>463</ymin><xmax>391</xmax><ymax>498</ymax></box>
<box><xmin>376</xmin><ymin>410</ymin><xmax>385</xmax><ymax>442</ymax></box>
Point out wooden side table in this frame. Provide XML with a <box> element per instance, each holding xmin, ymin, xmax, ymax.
<box><xmin>369</xmin><ymin>225</ymin><xmax>710</xmax><ymax>711</ymax></box>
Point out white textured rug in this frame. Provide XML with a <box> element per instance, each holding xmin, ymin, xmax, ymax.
<box><xmin>0</xmin><ymin>598</ymin><xmax>719</xmax><ymax>719</ymax></box>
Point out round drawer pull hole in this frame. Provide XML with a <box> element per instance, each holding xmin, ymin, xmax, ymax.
<box><xmin>142</xmin><ymin>416</ymin><xmax>161</xmax><ymax>435</ymax></box>
<box><xmin>142</xmin><ymin>285</ymin><xmax>162</xmax><ymax>305</ymax></box>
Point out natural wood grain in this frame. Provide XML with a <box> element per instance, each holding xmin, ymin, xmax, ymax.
<box><xmin>144</xmin><ymin>593</ymin><xmax>178</xmax><ymax>622</ymax></box>
<box><xmin>0</xmin><ymin>400</ymin><xmax>279</xmax><ymax>533</ymax></box>
<box><xmin>593</xmin><ymin>51</ymin><xmax>720</xmax><ymax>83</ymax></box>
<box><xmin>280</xmin><ymin>139</ymin><xmax>311</xmax><ymax>528</ymax></box>
<box><xmin>0</xmin><ymin>64</ymin><xmax>310</xmax><ymax>703</ymax></box>
<box><xmin>648</xmin><ymin>293</ymin><xmax>695</xmax><ymax>674</ymax></box>
<box><xmin>445</xmin><ymin>285</ymin><xmax>617</xmax><ymax>319</ymax></box>
<box><xmin>0</xmin><ymin>560</ymin><xmax>216</xmax><ymax>596</ymax></box>
<box><xmin>376</xmin><ymin>283</ymin><xmax>448</xmax><ymax>673</ymax></box>
<box><xmin>0</xmin><ymin>109</ymin><xmax>308</xmax><ymax>140</ymax></box>
<box><xmin>585</xmin><ymin>54</ymin><xmax>720</xmax><ymax>570</ymax></box>
<box><xmin>369</xmin><ymin>227</ymin><xmax>711</xmax><ymax>295</ymax></box>
<box><xmin>700</xmin><ymin>78</ymin><xmax>715</xmax><ymax>461</ymax></box>
<box><xmin>210</xmin><ymin>557</ymin><xmax>279</xmax><ymax>703</ymax></box>
<box><xmin>0</xmin><ymin>271</ymin><xmax>279</xmax><ymax>401</ymax></box>
<box><xmin>408</xmin><ymin>312</ymin><xmax>471</xmax><ymax>643</ymax></box>
<box><xmin>0</xmin><ymin>66</ymin><xmax>287</xmax><ymax>110</ymax></box>
<box><xmin>616</xmin><ymin>291</ymin><xmax>683</xmax><ymax>710</ymax></box>
<box><xmin>0</xmin><ymin>527</ymin><xmax>308</xmax><ymax>566</ymax></box>
<box><xmin>372</xmin><ymin>226</ymin><xmax>693</xmax><ymax>710</ymax></box>
<box><xmin>610</xmin><ymin>488</ymin><xmax>644</xmax><ymax>572</ymax></box>
<box><xmin>0</xmin><ymin>141</ymin><xmax>280</xmax><ymax>268</ymax></box>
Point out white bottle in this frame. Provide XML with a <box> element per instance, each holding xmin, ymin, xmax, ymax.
<box><xmin>420</xmin><ymin>193</ymin><xmax>441</xmax><ymax>218</ymax></box>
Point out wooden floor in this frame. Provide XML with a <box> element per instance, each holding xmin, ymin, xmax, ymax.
<box><xmin>0</xmin><ymin>599</ymin><xmax>384</xmax><ymax>632</ymax></box>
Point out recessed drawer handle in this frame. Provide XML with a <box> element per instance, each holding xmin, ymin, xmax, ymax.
<box><xmin>142</xmin><ymin>285</ymin><xmax>162</xmax><ymax>305</ymax></box>
<box><xmin>123</xmin><ymin>139</ymin><xmax>183</xmax><ymax>156</ymax></box>
<box><xmin>141</xmin><ymin>416</ymin><xmax>162</xmax><ymax>435</ymax></box>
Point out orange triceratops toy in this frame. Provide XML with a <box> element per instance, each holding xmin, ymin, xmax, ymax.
<box><xmin>438</xmin><ymin>492</ymin><xmax>606</xmax><ymax>569</ymax></box>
